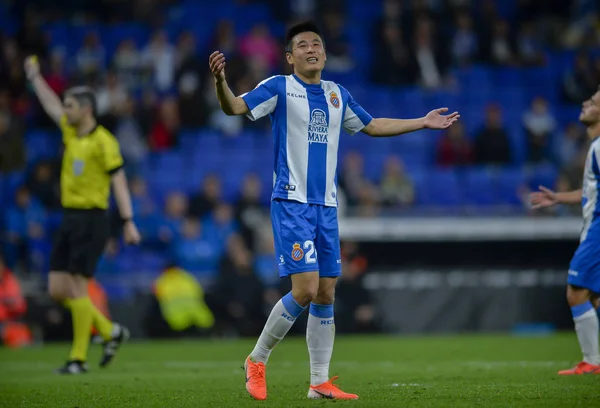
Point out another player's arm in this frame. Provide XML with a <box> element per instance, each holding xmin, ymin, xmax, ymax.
<box><xmin>24</xmin><ymin>56</ymin><xmax>64</xmax><ymax>125</ymax></box>
<box><xmin>530</xmin><ymin>186</ymin><xmax>582</xmax><ymax>209</ymax></box>
<box><xmin>209</xmin><ymin>51</ymin><xmax>249</xmax><ymax>116</ymax></box>
<box><xmin>363</xmin><ymin>108</ymin><xmax>460</xmax><ymax>137</ymax></box>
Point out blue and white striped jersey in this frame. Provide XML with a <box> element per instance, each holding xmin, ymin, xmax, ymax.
<box><xmin>581</xmin><ymin>137</ymin><xmax>600</xmax><ymax>241</ymax></box>
<box><xmin>241</xmin><ymin>74</ymin><xmax>372</xmax><ymax>207</ymax></box>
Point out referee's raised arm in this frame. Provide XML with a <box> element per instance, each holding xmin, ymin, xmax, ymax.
<box><xmin>24</xmin><ymin>55</ymin><xmax>64</xmax><ymax>125</ymax></box>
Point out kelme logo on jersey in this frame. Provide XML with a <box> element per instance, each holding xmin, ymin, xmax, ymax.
<box><xmin>308</xmin><ymin>109</ymin><xmax>328</xmax><ymax>144</ymax></box>
<box><xmin>291</xmin><ymin>243</ymin><xmax>304</xmax><ymax>261</ymax></box>
<box><xmin>329</xmin><ymin>92</ymin><xmax>340</xmax><ymax>109</ymax></box>
<box><xmin>73</xmin><ymin>159</ymin><xmax>85</xmax><ymax>176</ymax></box>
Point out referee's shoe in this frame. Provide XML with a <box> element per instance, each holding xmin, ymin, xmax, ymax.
<box><xmin>100</xmin><ymin>323</ymin><xmax>130</xmax><ymax>368</ymax></box>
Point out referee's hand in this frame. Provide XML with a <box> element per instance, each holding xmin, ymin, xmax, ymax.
<box><xmin>123</xmin><ymin>220</ymin><xmax>141</xmax><ymax>245</ymax></box>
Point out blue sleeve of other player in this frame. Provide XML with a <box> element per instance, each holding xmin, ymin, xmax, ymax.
<box><xmin>241</xmin><ymin>75</ymin><xmax>281</xmax><ymax>121</ymax></box>
<box><xmin>339</xmin><ymin>85</ymin><xmax>373</xmax><ymax>135</ymax></box>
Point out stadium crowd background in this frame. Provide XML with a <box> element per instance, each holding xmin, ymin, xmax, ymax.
<box><xmin>1</xmin><ymin>0</ymin><xmax>600</xmax><ymax>340</ymax></box>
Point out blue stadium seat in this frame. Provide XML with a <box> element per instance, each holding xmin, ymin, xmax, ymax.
<box><xmin>495</xmin><ymin>168</ymin><xmax>526</xmax><ymax>205</ymax></box>
<box><xmin>416</xmin><ymin>169</ymin><xmax>462</xmax><ymax>206</ymax></box>
<box><xmin>463</xmin><ymin>167</ymin><xmax>496</xmax><ymax>205</ymax></box>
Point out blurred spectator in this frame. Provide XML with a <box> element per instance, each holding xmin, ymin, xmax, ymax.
<box><xmin>215</xmin><ymin>234</ymin><xmax>265</xmax><ymax>336</ymax></box>
<box><xmin>451</xmin><ymin>11</ymin><xmax>478</xmax><ymax>67</ymax></box>
<box><xmin>0</xmin><ymin>110</ymin><xmax>26</xmax><ymax>173</ymax></box>
<box><xmin>372</xmin><ymin>20</ymin><xmax>416</xmax><ymax>86</ymax></box>
<box><xmin>149</xmin><ymin>97</ymin><xmax>180</xmax><ymax>150</ymax></box>
<box><xmin>75</xmin><ymin>32</ymin><xmax>106</xmax><ymax>80</ymax></box>
<box><xmin>555</xmin><ymin>122</ymin><xmax>587</xmax><ymax>169</ymax></box>
<box><xmin>170</xmin><ymin>217</ymin><xmax>221</xmax><ymax>281</ymax></box>
<box><xmin>436</xmin><ymin>121</ymin><xmax>474</xmax><ymax>167</ymax></box>
<box><xmin>142</xmin><ymin>30</ymin><xmax>176</xmax><ymax>92</ymax></box>
<box><xmin>3</xmin><ymin>187</ymin><xmax>47</xmax><ymax>269</ymax></box>
<box><xmin>148</xmin><ymin>265</ymin><xmax>215</xmax><ymax>337</ymax></box>
<box><xmin>157</xmin><ymin>192</ymin><xmax>188</xmax><ymax>245</ymax></box>
<box><xmin>523</xmin><ymin>96</ymin><xmax>557</xmax><ymax>163</ymax></box>
<box><xmin>412</xmin><ymin>18</ymin><xmax>449</xmax><ymax>89</ymax></box>
<box><xmin>44</xmin><ymin>53</ymin><xmax>68</xmax><ymax>96</ymax></box>
<box><xmin>0</xmin><ymin>255</ymin><xmax>32</xmax><ymax>348</ymax></box>
<box><xmin>26</xmin><ymin>161</ymin><xmax>61</xmax><ymax>211</ymax></box>
<box><xmin>474</xmin><ymin>104</ymin><xmax>512</xmax><ymax>165</ymax></box>
<box><xmin>176</xmin><ymin>32</ymin><xmax>207</xmax><ymax>128</ymax></box>
<box><xmin>379</xmin><ymin>156</ymin><xmax>415</xmax><ymax>209</ymax></box>
<box><xmin>253</xmin><ymin>227</ymin><xmax>278</xmax><ymax>287</ymax></box>
<box><xmin>112</xmin><ymin>39</ymin><xmax>142</xmax><ymax>91</ymax></box>
<box><xmin>320</xmin><ymin>13</ymin><xmax>353</xmax><ymax>73</ymax></box>
<box><xmin>96</xmin><ymin>238</ymin><xmax>121</xmax><ymax>277</ymax></box>
<box><xmin>15</xmin><ymin>8</ymin><xmax>47</xmax><ymax>59</ymax></box>
<box><xmin>208</xmin><ymin>19</ymin><xmax>247</xmax><ymax>85</ymax></box>
<box><xmin>355</xmin><ymin>181</ymin><xmax>381</xmax><ymax>218</ymax></box>
<box><xmin>235</xmin><ymin>173</ymin><xmax>267</xmax><ymax>250</ymax></box>
<box><xmin>488</xmin><ymin>20</ymin><xmax>517</xmax><ymax>66</ymax></box>
<box><xmin>239</xmin><ymin>23</ymin><xmax>279</xmax><ymax>76</ymax></box>
<box><xmin>189</xmin><ymin>174</ymin><xmax>222</xmax><ymax>219</ymax></box>
<box><xmin>516</xmin><ymin>22</ymin><xmax>545</xmax><ymax>66</ymax></box>
<box><xmin>203</xmin><ymin>203</ymin><xmax>239</xmax><ymax>254</ymax></box>
<box><xmin>338</xmin><ymin>151</ymin><xmax>369</xmax><ymax>206</ymax></box>
<box><xmin>562</xmin><ymin>51</ymin><xmax>597</xmax><ymax>104</ymax></box>
<box><xmin>137</xmin><ymin>89</ymin><xmax>158</xmax><ymax>136</ymax></box>
<box><xmin>335</xmin><ymin>242</ymin><xmax>379</xmax><ymax>334</ymax></box>
<box><xmin>114</xmin><ymin>96</ymin><xmax>148</xmax><ymax>177</ymax></box>
<box><xmin>96</xmin><ymin>71</ymin><xmax>128</xmax><ymax>118</ymax></box>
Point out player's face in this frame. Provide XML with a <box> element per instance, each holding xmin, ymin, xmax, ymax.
<box><xmin>580</xmin><ymin>91</ymin><xmax>600</xmax><ymax>127</ymax></box>
<box><xmin>63</xmin><ymin>96</ymin><xmax>85</xmax><ymax>125</ymax></box>
<box><xmin>286</xmin><ymin>32</ymin><xmax>326</xmax><ymax>75</ymax></box>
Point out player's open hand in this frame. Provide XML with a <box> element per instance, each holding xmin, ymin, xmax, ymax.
<box><xmin>24</xmin><ymin>55</ymin><xmax>40</xmax><ymax>80</ymax></box>
<box><xmin>209</xmin><ymin>51</ymin><xmax>227</xmax><ymax>82</ymax></box>
<box><xmin>123</xmin><ymin>221</ymin><xmax>141</xmax><ymax>245</ymax></box>
<box><xmin>529</xmin><ymin>185</ymin><xmax>557</xmax><ymax>209</ymax></box>
<box><xmin>424</xmin><ymin>108</ymin><xmax>460</xmax><ymax>129</ymax></box>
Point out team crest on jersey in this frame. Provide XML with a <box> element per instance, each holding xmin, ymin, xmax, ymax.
<box><xmin>329</xmin><ymin>92</ymin><xmax>340</xmax><ymax>109</ymax></box>
<box><xmin>291</xmin><ymin>243</ymin><xmax>304</xmax><ymax>261</ymax></box>
<box><xmin>73</xmin><ymin>159</ymin><xmax>85</xmax><ymax>176</ymax></box>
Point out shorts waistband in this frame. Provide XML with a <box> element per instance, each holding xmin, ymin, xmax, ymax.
<box><xmin>62</xmin><ymin>207</ymin><xmax>107</xmax><ymax>215</ymax></box>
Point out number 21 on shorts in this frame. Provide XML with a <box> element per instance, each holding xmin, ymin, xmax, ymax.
<box><xmin>291</xmin><ymin>240</ymin><xmax>317</xmax><ymax>264</ymax></box>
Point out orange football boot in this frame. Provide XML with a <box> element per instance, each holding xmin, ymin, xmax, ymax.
<box><xmin>307</xmin><ymin>376</ymin><xmax>359</xmax><ymax>400</ymax></box>
<box><xmin>558</xmin><ymin>361</ymin><xmax>600</xmax><ymax>375</ymax></box>
<box><xmin>244</xmin><ymin>357</ymin><xmax>267</xmax><ymax>400</ymax></box>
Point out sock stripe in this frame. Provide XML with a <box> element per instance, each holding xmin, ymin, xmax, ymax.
<box><xmin>282</xmin><ymin>292</ymin><xmax>306</xmax><ymax>318</ymax></box>
<box><xmin>572</xmin><ymin>301</ymin><xmax>594</xmax><ymax>318</ymax></box>
<box><xmin>309</xmin><ymin>303</ymin><xmax>334</xmax><ymax>318</ymax></box>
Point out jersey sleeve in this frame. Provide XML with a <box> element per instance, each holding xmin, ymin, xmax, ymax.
<box><xmin>59</xmin><ymin>115</ymin><xmax>74</xmax><ymax>144</ymax></box>
<box><xmin>99</xmin><ymin>132</ymin><xmax>124</xmax><ymax>174</ymax></box>
<box><xmin>240</xmin><ymin>76</ymin><xmax>280</xmax><ymax>121</ymax></box>
<box><xmin>339</xmin><ymin>86</ymin><xmax>373</xmax><ymax>135</ymax></box>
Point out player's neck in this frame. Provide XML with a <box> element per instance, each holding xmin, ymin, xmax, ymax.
<box><xmin>76</xmin><ymin>116</ymin><xmax>97</xmax><ymax>137</ymax></box>
<box><xmin>294</xmin><ymin>70</ymin><xmax>321</xmax><ymax>85</ymax></box>
<box><xmin>587</xmin><ymin>123</ymin><xmax>600</xmax><ymax>140</ymax></box>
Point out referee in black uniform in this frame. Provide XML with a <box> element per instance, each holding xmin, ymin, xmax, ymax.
<box><xmin>25</xmin><ymin>56</ymin><xmax>141</xmax><ymax>374</ymax></box>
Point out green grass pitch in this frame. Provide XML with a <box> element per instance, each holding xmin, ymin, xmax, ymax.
<box><xmin>0</xmin><ymin>334</ymin><xmax>597</xmax><ymax>407</ymax></box>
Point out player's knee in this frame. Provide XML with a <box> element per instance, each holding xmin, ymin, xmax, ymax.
<box><xmin>314</xmin><ymin>288</ymin><xmax>335</xmax><ymax>305</ymax></box>
<box><xmin>292</xmin><ymin>286</ymin><xmax>319</xmax><ymax>307</ymax></box>
<box><xmin>566</xmin><ymin>285</ymin><xmax>591</xmax><ymax>307</ymax></box>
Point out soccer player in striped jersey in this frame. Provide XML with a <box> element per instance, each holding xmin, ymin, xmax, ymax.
<box><xmin>209</xmin><ymin>21</ymin><xmax>459</xmax><ymax>400</ymax></box>
<box><xmin>531</xmin><ymin>87</ymin><xmax>600</xmax><ymax>375</ymax></box>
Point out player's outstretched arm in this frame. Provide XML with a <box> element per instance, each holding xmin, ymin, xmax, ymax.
<box><xmin>363</xmin><ymin>108</ymin><xmax>460</xmax><ymax>137</ymax></box>
<box><xmin>530</xmin><ymin>186</ymin><xmax>582</xmax><ymax>209</ymax></box>
<box><xmin>111</xmin><ymin>169</ymin><xmax>141</xmax><ymax>245</ymax></box>
<box><xmin>24</xmin><ymin>56</ymin><xmax>64</xmax><ymax>125</ymax></box>
<box><xmin>209</xmin><ymin>51</ymin><xmax>249</xmax><ymax>116</ymax></box>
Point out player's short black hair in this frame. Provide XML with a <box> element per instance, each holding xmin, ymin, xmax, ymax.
<box><xmin>285</xmin><ymin>21</ymin><xmax>324</xmax><ymax>53</ymax></box>
<box><xmin>64</xmin><ymin>86</ymin><xmax>98</xmax><ymax>118</ymax></box>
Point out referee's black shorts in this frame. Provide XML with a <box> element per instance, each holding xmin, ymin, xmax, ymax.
<box><xmin>49</xmin><ymin>209</ymin><xmax>110</xmax><ymax>277</ymax></box>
